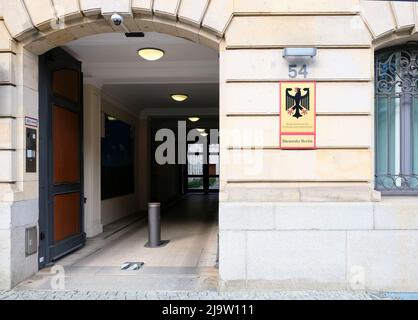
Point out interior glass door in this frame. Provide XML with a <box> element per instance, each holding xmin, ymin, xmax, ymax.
<box><xmin>187</xmin><ymin>143</ymin><xmax>205</xmax><ymax>191</ymax></box>
<box><xmin>186</xmin><ymin>140</ymin><xmax>219</xmax><ymax>193</ymax></box>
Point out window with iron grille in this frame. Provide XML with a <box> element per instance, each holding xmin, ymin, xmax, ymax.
<box><xmin>375</xmin><ymin>45</ymin><xmax>418</xmax><ymax>195</ymax></box>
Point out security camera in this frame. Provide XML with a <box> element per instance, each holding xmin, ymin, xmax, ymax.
<box><xmin>111</xmin><ymin>13</ymin><xmax>123</xmax><ymax>26</ymax></box>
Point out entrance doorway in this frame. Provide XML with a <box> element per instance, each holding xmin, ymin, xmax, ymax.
<box><xmin>36</xmin><ymin>32</ymin><xmax>219</xmax><ymax>283</ymax></box>
<box><xmin>38</xmin><ymin>48</ymin><xmax>86</xmax><ymax>268</ymax></box>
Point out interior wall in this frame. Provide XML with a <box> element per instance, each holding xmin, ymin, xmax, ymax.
<box><xmin>137</xmin><ymin>117</ymin><xmax>150</xmax><ymax>212</ymax></box>
<box><xmin>100</xmin><ymin>96</ymin><xmax>141</xmax><ymax>225</ymax></box>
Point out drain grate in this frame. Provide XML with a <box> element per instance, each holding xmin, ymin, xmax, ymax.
<box><xmin>121</xmin><ymin>262</ymin><xmax>144</xmax><ymax>271</ymax></box>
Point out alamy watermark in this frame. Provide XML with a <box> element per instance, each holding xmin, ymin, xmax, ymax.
<box><xmin>50</xmin><ymin>265</ymin><xmax>66</xmax><ymax>290</ymax></box>
<box><xmin>154</xmin><ymin>121</ymin><xmax>265</xmax><ymax>176</ymax></box>
<box><xmin>348</xmin><ymin>265</ymin><xmax>366</xmax><ymax>291</ymax></box>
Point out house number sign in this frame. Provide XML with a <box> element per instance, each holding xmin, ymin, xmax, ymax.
<box><xmin>288</xmin><ymin>64</ymin><xmax>309</xmax><ymax>79</ymax></box>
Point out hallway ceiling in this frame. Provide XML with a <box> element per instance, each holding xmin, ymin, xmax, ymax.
<box><xmin>64</xmin><ymin>32</ymin><xmax>219</xmax><ymax>116</ymax></box>
<box><xmin>103</xmin><ymin>83</ymin><xmax>219</xmax><ymax>116</ymax></box>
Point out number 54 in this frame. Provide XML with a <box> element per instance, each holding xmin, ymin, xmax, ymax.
<box><xmin>288</xmin><ymin>64</ymin><xmax>308</xmax><ymax>79</ymax></box>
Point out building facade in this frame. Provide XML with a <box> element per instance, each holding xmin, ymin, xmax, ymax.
<box><xmin>1</xmin><ymin>0</ymin><xmax>418</xmax><ymax>291</ymax></box>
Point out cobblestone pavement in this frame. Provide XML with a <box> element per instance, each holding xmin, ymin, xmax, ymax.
<box><xmin>0</xmin><ymin>290</ymin><xmax>391</xmax><ymax>300</ymax></box>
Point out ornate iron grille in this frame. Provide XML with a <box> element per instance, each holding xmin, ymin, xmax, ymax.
<box><xmin>375</xmin><ymin>45</ymin><xmax>418</xmax><ymax>194</ymax></box>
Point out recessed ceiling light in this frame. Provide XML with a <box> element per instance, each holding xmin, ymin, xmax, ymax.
<box><xmin>188</xmin><ymin>117</ymin><xmax>200</xmax><ymax>122</ymax></box>
<box><xmin>107</xmin><ymin>116</ymin><xmax>117</xmax><ymax>121</ymax></box>
<box><xmin>197</xmin><ymin>128</ymin><xmax>206</xmax><ymax>133</ymax></box>
<box><xmin>200</xmin><ymin>132</ymin><xmax>209</xmax><ymax>137</ymax></box>
<box><xmin>171</xmin><ymin>94</ymin><xmax>189</xmax><ymax>102</ymax></box>
<box><xmin>137</xmin><ymin>48</ymin><xmax>165</xmax><ymax>61</ymax></box>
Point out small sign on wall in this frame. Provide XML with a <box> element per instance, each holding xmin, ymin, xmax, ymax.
<box><xmin>279</xmin><ymin>81</ymin><xmax>316</xmax><ymax>149</ymax></box>
<box><xmin>25</xmin><ymin>117</ymin><xmax>38</xmax><ymax>128</ymax></box>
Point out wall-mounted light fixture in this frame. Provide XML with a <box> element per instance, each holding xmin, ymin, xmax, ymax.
<box><xmin>283</xmin><ymin>47</ymin><xmax>317</xmax><ymax>59</ymax></box>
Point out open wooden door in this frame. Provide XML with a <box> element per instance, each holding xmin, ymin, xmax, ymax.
<box><xmin>39</xmin><ymin>48</ymin><xmax>85</xmax><ymax>268</ymax></box>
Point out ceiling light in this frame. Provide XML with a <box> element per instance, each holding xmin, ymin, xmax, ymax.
<box><xmin>107</xmin><ymin>116</ymin><xmax>117</xmax><ymax>121</ymax></box>
<box><xmin>188</xmin><ymin>117</ymin><xmax>200</xmax><ymax>122</ymax></box>
<box><xmin>197</xmin><ymin>128</ymin><xmax>205</xmax><ymax>133</ymax></box>
<box><xmin>171</xmin><ymin>94</ymin><xmax>189</xmax><ymax>102</ymax></box>
<box><xmin>200</xmin><ymin>132</ymin><xmax>208</xmax><ymax>137</ymax></box>
<box><xmin>137</xmin><ymin>48</ymin><xmax>165</xmax><ymax>61</ymax></box>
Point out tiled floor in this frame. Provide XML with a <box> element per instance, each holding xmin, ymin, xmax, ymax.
<box><xmin>16</xmin><ymin>194</ymin><xmax>219</xmax><ymax>292</ymax></box>
<box><xmin>74</xmin><ymin>194</ymin><xmax>218</xmax><ymax>268</ymax></box>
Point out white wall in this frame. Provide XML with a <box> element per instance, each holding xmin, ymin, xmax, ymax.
<box><xmin>83</xmin><ymin>85</ymin><xmax>103</xmax><ymax>237</ymax></box>
<box><xmin>101</xmin><ymin>195</ymin><xmax>139</xmax><ymax>226</ymax></box>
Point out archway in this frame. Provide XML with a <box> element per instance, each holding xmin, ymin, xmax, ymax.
<box><xmin>35</xmin><ymin>27</ymin><xmax>221</xmax><ymax>294</ymax></box>
<box><xmin>31</xmin><ymin>33</ymin><xmax>222</xmax><ymax>297</ymax></box>
<box><xmin>1</xmin><ymin>1</ymin><xmax>226</xmax><ymax>290</ymax></box>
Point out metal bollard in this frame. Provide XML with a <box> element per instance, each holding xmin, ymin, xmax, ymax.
<box><xmin>145</xmin><ymin>203</ymin><xmax>169</xmax><ymax>248</ymax></box>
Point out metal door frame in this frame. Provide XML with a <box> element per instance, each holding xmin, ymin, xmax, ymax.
<box><xmin>185</xmin><ymin>136</ymin><xmax>219</xmax><ymax>194</ymax></box>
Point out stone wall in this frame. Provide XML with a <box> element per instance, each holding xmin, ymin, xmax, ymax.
<box><xmin>217</xmin><ymin>0</ymin><xmax>418</xmax><ymax>291</ymax></box>
<box><xmin>219</xmin><ymin>199</ymin><xmax>418</xmax><ymax>291</ymax></box>
<box><xmin>0</xmin><ymin>14</ymin><xmax>39</xmax><ymax>288</ymax></box>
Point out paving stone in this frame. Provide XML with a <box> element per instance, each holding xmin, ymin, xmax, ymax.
<box><xmin>0</xmin><ymin>289</ymin><xmax>400</xmax><ymax>300</ymax></box>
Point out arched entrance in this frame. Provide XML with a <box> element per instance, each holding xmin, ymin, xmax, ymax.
<box><xmin>0</xmin><ymin>2</ymin><xmax>227</xmax><ymax>289</ymax></box>
<box><xmin>36</xmin><ymin>29</ymin><xmax>220</xmax><ymax>278</ymax></box>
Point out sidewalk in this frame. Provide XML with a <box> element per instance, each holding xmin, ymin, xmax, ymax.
<box><xmin>0</xmin><ymin>290</ymin><xmax>388</xmax><ymax>300</ymax></box>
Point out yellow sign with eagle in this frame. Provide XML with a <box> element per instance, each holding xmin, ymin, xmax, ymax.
<box><xmin>280</xmin><ymin>82</ymin><xmax>316</xmax><ymax>149</ymax></box>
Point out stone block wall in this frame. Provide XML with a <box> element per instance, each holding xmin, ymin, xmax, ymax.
<box><xmin>219</xmin><ymin>199</ymin><xmax>418</xmax><ymax>291</ymax></box>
